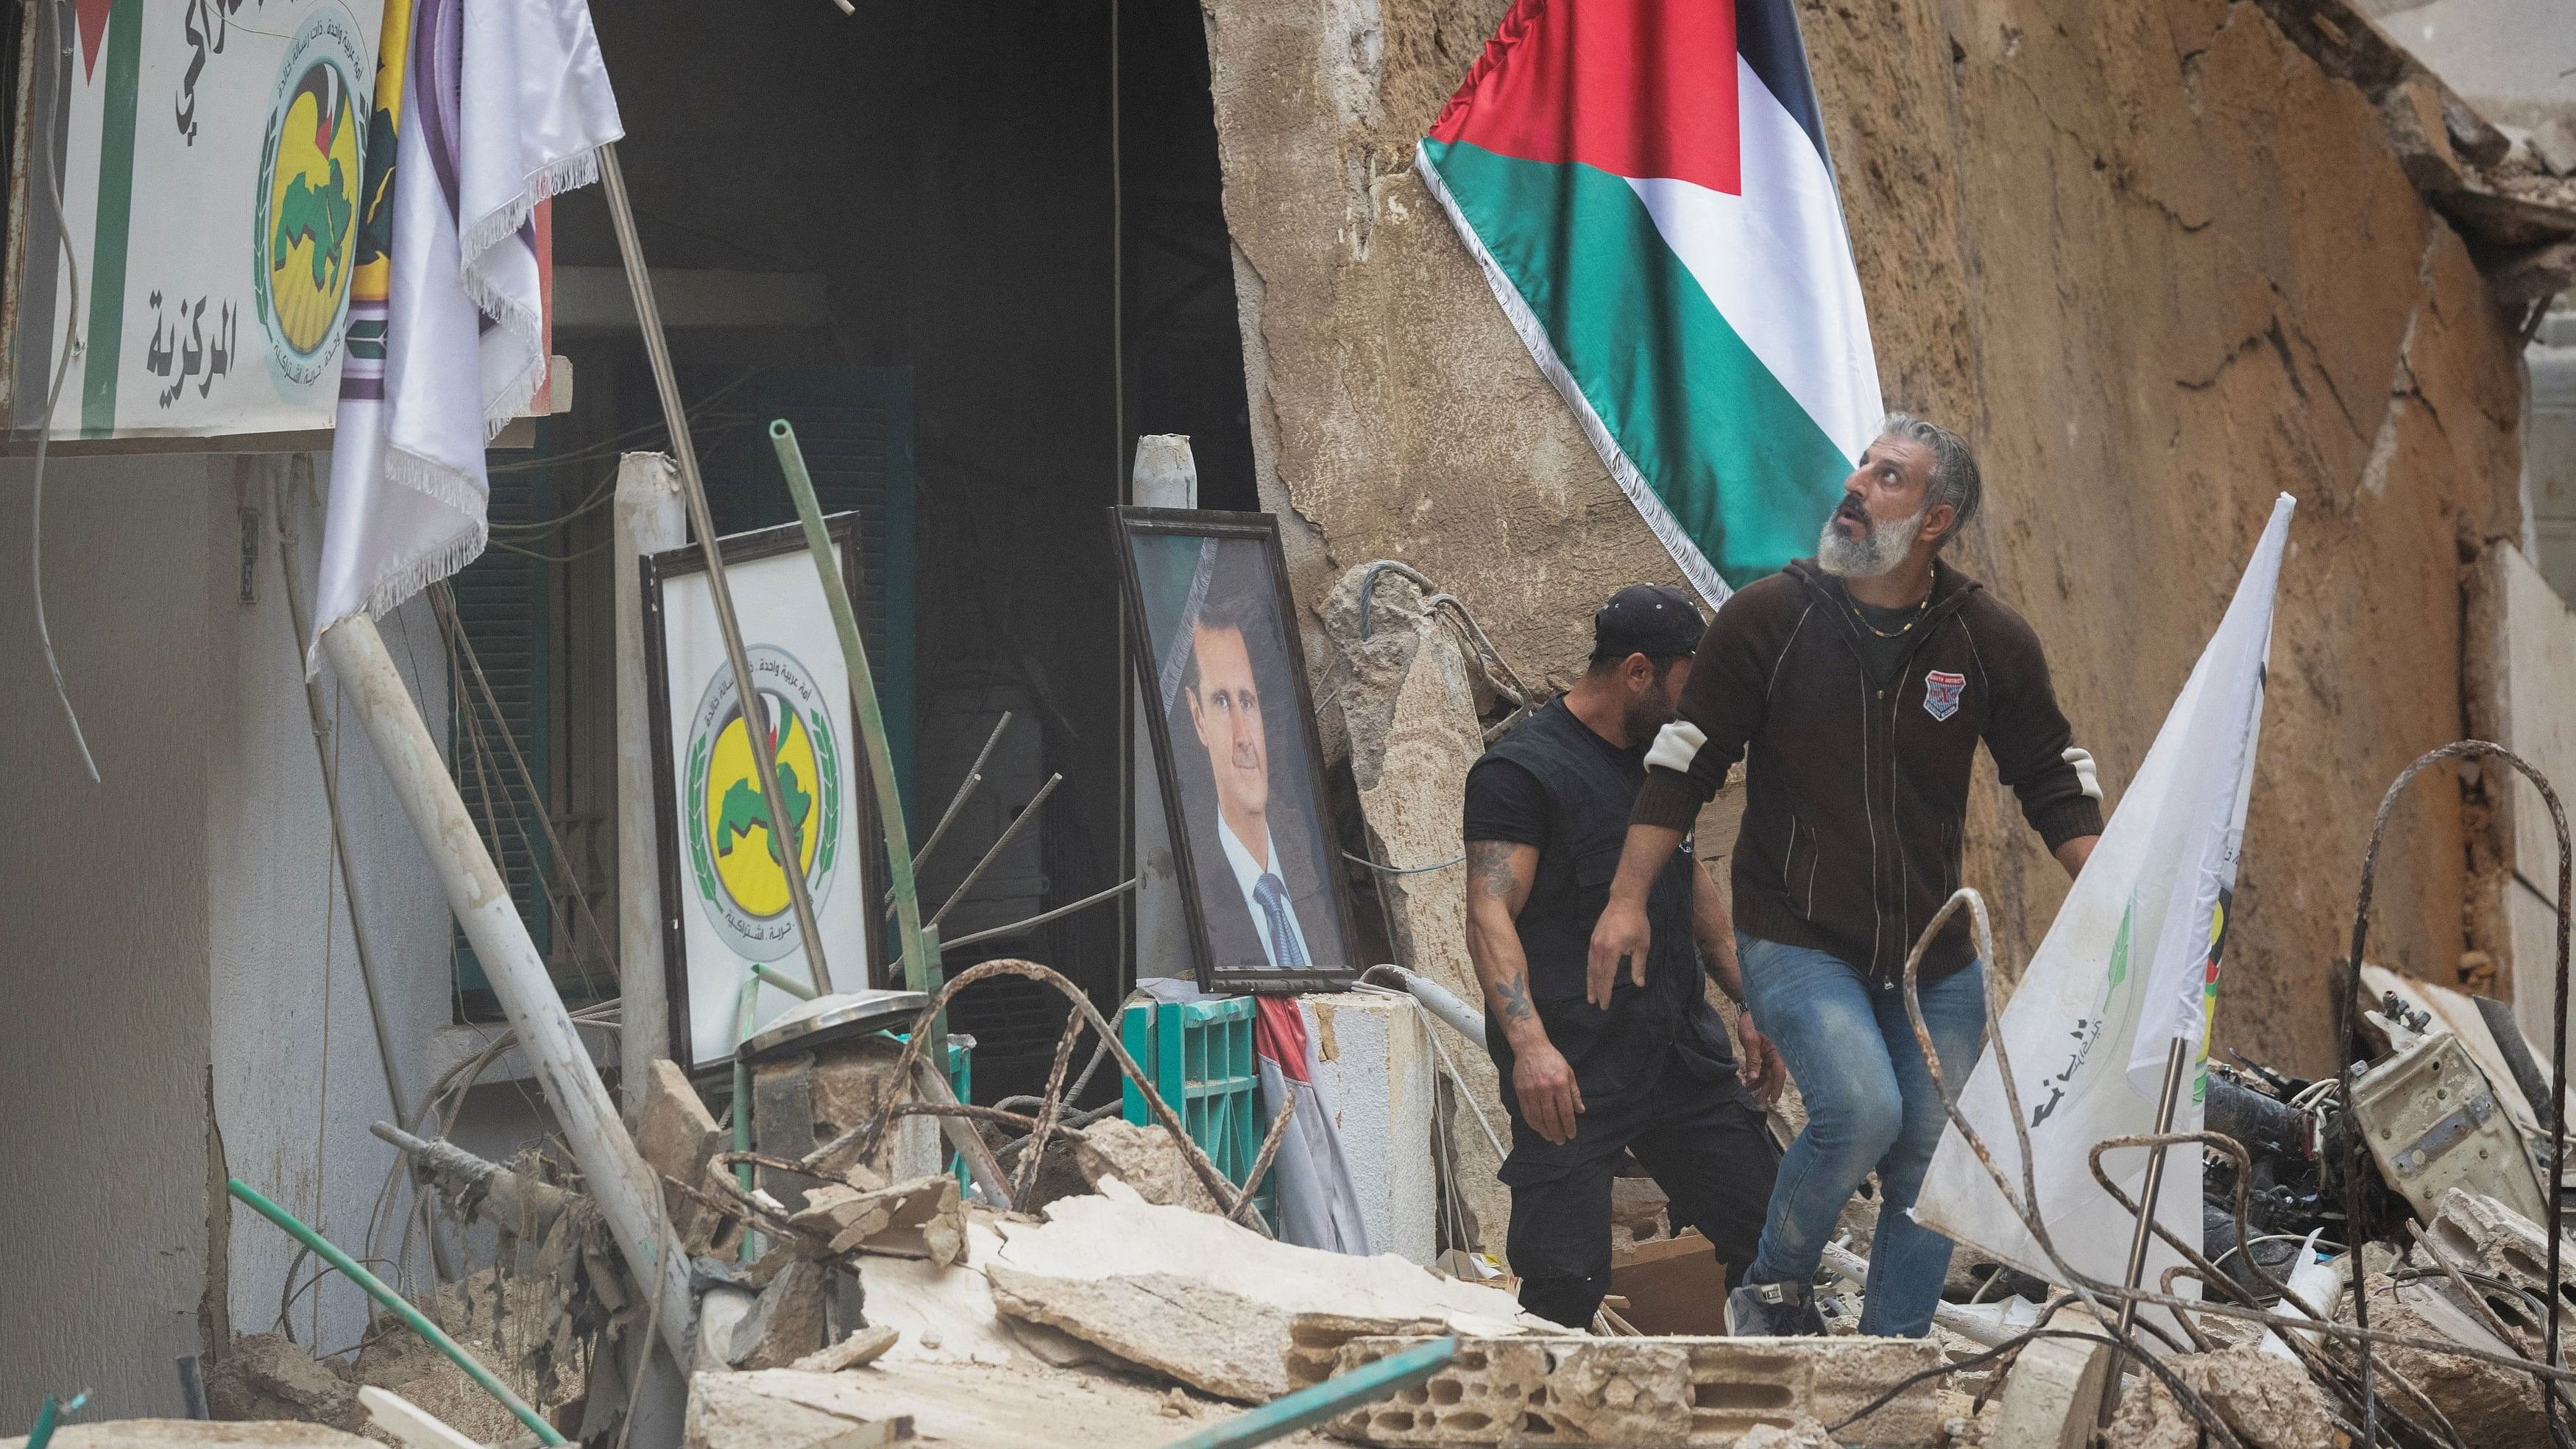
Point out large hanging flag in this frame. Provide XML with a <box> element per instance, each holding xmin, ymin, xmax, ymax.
<box><xmin>308</xmin><ymin>0</ymin><xmax>622</xmax><ymax>666</ymax></box>
<box><xmin>1913</xmin><ymin>495</ymin><xmax>2296</xmax><ymax>1318</ymax></box>
<box><xmin>1418</xmin><ymin>0</ymin><xmax>1881</xmax><ymax>602</ymax></box>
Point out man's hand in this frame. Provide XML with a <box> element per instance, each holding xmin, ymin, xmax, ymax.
<box><xmin>1587</xmin><ymin>895</ymin><xmax>1651</xmax><ymax>1008</ymax></box>
<box><xmin>1588</xmin><ymin>825</ymin><xmax>1686</xmax><ymax>1006</ymax></box>
<box><xmin>1514</xmin><ymin>1037</ymin><xmax>1585</xmax><ymax>1144</ymax></box>
<box><xmin>1736</xmin><ymin>1010</ymin><xmax>1786</xmax><ymax>1107</ymax></box>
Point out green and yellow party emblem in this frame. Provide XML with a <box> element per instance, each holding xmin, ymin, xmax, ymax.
<box><xmin>252</xmin><ymin>8</ymin><xmax>367</xmax><ymax>385</ymax></box>
<box><xmin>683</xmin><ymin>646</ymin><xmax>843</xmax><ymax>960</ymax></box>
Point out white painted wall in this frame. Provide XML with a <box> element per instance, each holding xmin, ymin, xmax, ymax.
<box><xmin>2481</xmin><ymin>542</ymin><xmax>2576</xmax><ymax>1068</ymax></box>
<box><xmin>0</xmin><ymin>456</ymin><xmax>217</xmax><ymax>1425</ymax></box>
<box><xmin>1301</xmin><ymin>989</ymin><xmax>1437</xmax><ymax>1264</ymax></box>
<box><xmin>0</xmin><ymin>451</ymin><xmax>488</xmax><ymax>1426</ymax></box>
<box><xmin>205</xmin><ymin>456</ymin><xmax>456</xmax><ymax>1359</ymax></box>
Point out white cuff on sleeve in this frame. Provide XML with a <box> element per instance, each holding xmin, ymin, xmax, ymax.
<box><xmin>2062</xmin><ymin>745</ymin><xmax>2101</xmax><ymax>801</ymax></box>
<box><xmin>1646</xmin><ymin>720</ymin><xmax>1708</xmax><ymax>776</ymax></box>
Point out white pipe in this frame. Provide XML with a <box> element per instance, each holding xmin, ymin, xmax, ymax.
<box><xmin>1363</xmin><ymin>964</ymin><xmax>1486</xmax><ymax>1043</ymax></box>
<box><xmin>614</xmin><ymin>453</ymin><xmax>686</xmax><ymax>1101</ymax></box>
<box><xmin>322</xmin><ymin>613</ymin><xmax>697</xmax><ymax>1364</ymax></box>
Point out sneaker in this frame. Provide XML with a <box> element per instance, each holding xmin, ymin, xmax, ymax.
<box><xmin>1726</xmin><ymin>1278</ymin><xmax>1827</xmax><ymax>1337</ymax></box>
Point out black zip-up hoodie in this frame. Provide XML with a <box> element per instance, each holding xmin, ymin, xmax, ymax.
<box><xmin>1632</xmin><ymin>558</ymin><xmax>2103</xmax><ymax>985</ymax></box>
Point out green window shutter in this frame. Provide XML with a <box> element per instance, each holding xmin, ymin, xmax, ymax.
<box><xmin>447</xmin><ymin>465</ymin><xmax>556</xmax><ymax>1018</ymax></box>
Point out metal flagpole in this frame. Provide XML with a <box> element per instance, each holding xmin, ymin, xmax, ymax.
<box><xmin>2097</xmin><ymin>1033</ymin><xmax>2192</xmax><ymax>1428</ymax></box>
<box><xmin>596</xmin><ymin>141</ymin><xmax>835</xmax><ymax>999</ymax></box>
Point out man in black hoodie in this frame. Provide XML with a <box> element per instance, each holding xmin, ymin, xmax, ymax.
<box><xmin>1588</xmin><ymin>414</ymin><xmax>2103</xmax><ymax>1338</ymax></box>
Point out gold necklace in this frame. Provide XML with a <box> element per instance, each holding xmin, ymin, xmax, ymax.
<box><xmin>1851</xmin><ymin>597</ymin><xmax>1930</xmax><ymax>639</ymax></box>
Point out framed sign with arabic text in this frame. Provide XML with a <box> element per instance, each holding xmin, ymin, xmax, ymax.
<box><xmin>4</xmin><ymin>0</ymin><xmax>385</xmax><ymax>438</ymax></box>
<box><xmin>644</xmin><ymin>517</ymin><xmax>889</xmax><ymax>1072</ymax></box>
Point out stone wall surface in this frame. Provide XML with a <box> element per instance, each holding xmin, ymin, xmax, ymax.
<box><xmin>1204</xmin><ymin>0</ymin><xmax>2530</xmax><ymax>1073</ymax></box>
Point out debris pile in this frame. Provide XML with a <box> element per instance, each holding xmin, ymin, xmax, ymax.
<box><xmin>189</xmin><ymin>827</ymin><xmax>2576</xmax><ymax>1449</ymax></box>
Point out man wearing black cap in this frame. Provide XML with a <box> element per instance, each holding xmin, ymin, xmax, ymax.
<box><xmin>1462</xmin><ymin>584</ymin><xmax>1786</xmax><ymax>1331</ymax></box>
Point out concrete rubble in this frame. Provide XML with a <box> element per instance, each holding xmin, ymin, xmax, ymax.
<box><xmin>636</xmin><ymin>1059</ymin><xmax>738</xmax><ymax>1258</ymax></box>
<box><xmin>784</xmin><ymin>1172</ymin><xmax>967</xmax><ymax>1266</ymax></box>
<box><xmin>2100</xmin><ymin>1345</ymin><xmax>2338</xmax><ymax>1449</ymax></box>
<box><xmin>2342</xmin><ymin>1241</ymin><xmax>2547</xmax><ymax>1445</ymax></box>
<box><xmin>727</xmin><ymin>1258</ymin><xmax>830</xmax><ymax>1371</ymax></box>
<box><xmin>201</xmin><ymin>1336</ymin><xmax>367</xmax><ymax>1437</ymax></box>
<box><xmin>1067</xmin><ymin>1119</ymin><xmax>1225</xmax><ymax>1214</ymax></box>
<box><xmin>0</xmin><ymin>1428</ymin><xmax>376</xmax><ymax>1449</ymax></box>
<box><xmin>1319</xmin><ymin>562</ymin><xmax>1513</xmax><ymax>1257</ymax></box>
<box><xmin>982</xmin><ymin>1181</ymin><xmax>1542</xmax><ymax>1402</ymax></box>
<box><xmin>1290</xmin><ymin>1328</ymin><xmax>1945</xmax><ymax>1447</ymax></box>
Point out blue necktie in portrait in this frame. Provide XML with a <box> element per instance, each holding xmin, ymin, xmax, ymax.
<box><xmin>1253</xmin><ymin>873</ymin><xmax>1309</xmax><ymax>968</ymax></box>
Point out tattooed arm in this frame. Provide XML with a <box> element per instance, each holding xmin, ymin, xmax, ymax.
<box><xmin>1464</xmin><ymin>837</ymin><xmax>1584</xmax><ymax>1144</ymax></box>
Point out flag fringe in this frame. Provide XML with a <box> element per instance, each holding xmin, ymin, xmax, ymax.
<box><xmin>457</xmin><ymin>146</ymin><xmax>606</xmax><ymax>280</ymax></box>
<box><xmin>302</xmin><ymin>517</ymin><xmax>487</xmax><ymax>680</ymax></box>
<box><xmin>460</xmin><ymin>144</ymin><xmax>609</xmax><ymax>436</ymax></box>
<box><xmin>1414</xmin><ymin>146</ymin><xmax>1733</xmax><ymax>611</ymax></box>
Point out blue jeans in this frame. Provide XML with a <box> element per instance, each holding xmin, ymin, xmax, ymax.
<box><xmin>1737</xmin><ymin>932</ymin><xmax>1986</xmax><ymax>1337</ymax></box>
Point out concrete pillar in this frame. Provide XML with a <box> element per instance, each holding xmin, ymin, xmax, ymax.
<box><xmin>615</xmin><ymin>453</ymin><xmax>686</xmax><ymax>1102</ymax></box>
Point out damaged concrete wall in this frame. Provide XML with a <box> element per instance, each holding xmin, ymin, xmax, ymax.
<box><xmin>0</xmin><ymin>458</ymin><xmax>217</xmax><ymax>1423</ymax></box>
<box><xmin>1206</xmin><ymin>0</ymin><xmax>2529</xmax><ymax>1074</ymax></box>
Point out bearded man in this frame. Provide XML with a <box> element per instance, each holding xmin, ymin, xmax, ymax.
<box><xmin>1464</xmin><ymin>585</ymin><xmax>1786</xmax><ymax>1332</ymax></box>
<box><xmin>1587</xmin><ymin>414</ymin><xmax>2105</xmax><ymax>1339</ymax></box>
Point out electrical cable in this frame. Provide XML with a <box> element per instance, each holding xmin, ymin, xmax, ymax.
<box><xmin>29</xmin><ymin>1</ymin><xmax>96</xmax><ymax>784</ymax></box>
<box><xmin>1341</xmin><ymin>849</ymin><xmax>1465</xmax><ymax>876</ymax></box>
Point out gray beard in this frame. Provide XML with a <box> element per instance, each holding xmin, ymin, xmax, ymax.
<box><xmin>1816</xmin><ymin>504</ymin><xmax>1927</xmax><ymax>578</ymax></box>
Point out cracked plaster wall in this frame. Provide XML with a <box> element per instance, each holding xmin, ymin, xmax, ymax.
<box><xmin>1204</xmin><ymin>0</ymin><xmax>2527</xmax><ymax>1073</ymax></box>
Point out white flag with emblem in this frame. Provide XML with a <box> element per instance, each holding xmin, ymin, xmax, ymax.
<box><xmin>308</xmin><ymin>0</ymin><xmax>621</xmax><ymax>667</ymax></box>
<box><xmin>1912</xmin><ymin>494</ymin><xmax>2293</xmax><ymax>1308</ymax></box>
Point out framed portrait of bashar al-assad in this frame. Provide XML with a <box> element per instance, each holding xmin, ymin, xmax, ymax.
<box><xmin>643</xmin><ymin>517</ymin><xmax>888</xmax><ymax>1073</ymax></box>
<box><xmin>1116</xmin><ymin>508</ymin><xmax>1365</xmax><ymax>992</ymax></box>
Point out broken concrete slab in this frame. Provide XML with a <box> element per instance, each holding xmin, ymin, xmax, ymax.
<box><xmin>985</xmin><ymin>1183</ymin><xmax>1541</xmax><ymax>1401</ymax></box>
<box><xmin>2345</xmin><ymin>1245</ymin><xmax>2547</xmax><ymax>1445</ymax></box>
<box><xmin>636</xmin><ymin>1059</ymin><xmax>732</xmax><ymax>1255</ymax></box>
<box><xmin>204</xmin><ymin>1334</ymin><xmax>365</xmax><ymax>1436</ymax></box>
<box><xmin>689</xmin><ymin>1363</ymin><xmax>1338</xmax><ymax>1449</ymax></box>
<box><xmin>1732</xmin><ymin>1420</ymin><xmax>1839</xmax><ymax>1449</ymax></box>
<box><xmin>683</xmin><ymin>1370</ymin><xmax>910</xmax><ymax>1449</ymax></box>
<box><xmin>1986</xmin><ymin>1304</ymin><xmax>2117</xmax><ymax>1449</ymax></box>
<box><xmin>787</xmin><ymin>1173</ymin><xmax>966</xmax><ymax>1264</ymax></box>
<box><xmin>795</xmin><ymin>1038</ymin><xmax>945</xmax><ymax>1184</ymax></box>
<box><xmin>789</xmin><ymin>1324</ymin><xmax>900</xmax><ymax>1375</ymax></box>
<box><xmin>2101</xmin><ymin>1344</ymin><xmax>2336</xmax><ymax>1449</ymax></box>
<box><xmin>1068</xmin><ymin>1119</ymin><xmax>1220</xmax><ymax>1213</ymax></box>
<box><xmin>2426</xmin><ymin>1186</ymin><xmax>2562</xmax><ymax>1322</ymax></box>
<box><xmin>1298</xmin><ymin>1333</ymin><xmax>1945</xmax><ymax>1447</ymax></box>
<box><xmin>729</xmin><ymin>1258</ymin><xmax>828</xmax><ymax>1371</ymax></box>
<box><xmin>0</xmin><ymin>1427</ymin><xmax>375</xmax><ymax>1449</ymax></box>
<box><xmin>2533</xmin><ymin>117</ymin><xmax>2576</xmax><ymax>179</ymax></box>
<box><xmin>857</xmin><ymin>1214</ymin><xmax>1059</xmax><ymax>1370</ymax></box>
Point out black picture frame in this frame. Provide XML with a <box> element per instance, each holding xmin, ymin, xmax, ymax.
<box><xmin>642</xmin><ymin>514</ymin><xmax>889</xmax><ymax>1072</ymax></box>
<box><xmin>1114</xmin><ymin>506</ymin><xmax>1365</xmax><ymax>992</ymax></box>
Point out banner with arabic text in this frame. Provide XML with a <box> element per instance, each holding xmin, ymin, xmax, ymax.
<box><xmin>7</xmin><ymin>0</ymin><xmax>383</xmax><ymax>437</ymax></box>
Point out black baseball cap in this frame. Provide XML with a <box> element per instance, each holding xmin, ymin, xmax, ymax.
<box><xmin>1592</xmin><ymin>584</ymin><xmax>1705</xmax><ymax>662</ymax></box>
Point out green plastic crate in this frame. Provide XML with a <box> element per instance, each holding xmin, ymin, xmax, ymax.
<box><xmin>1119</xmin><ymin>997</ymin><xmax>1273</xmax><ymax>1226</ymax></box>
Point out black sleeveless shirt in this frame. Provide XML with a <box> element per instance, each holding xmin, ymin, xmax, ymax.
<box><xmin>1466</xmin><ymin>698</ymin><xmax>1738</xmax><ymax>1105</ymax></box>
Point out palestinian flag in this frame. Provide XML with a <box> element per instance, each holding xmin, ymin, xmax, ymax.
<box><xmin>1419</xmin><ymin>0</ymin><xmax>1880</xmax><ymax>601</ymax></box>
